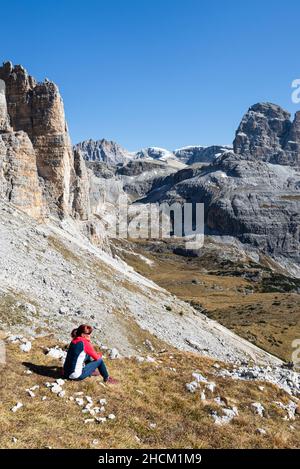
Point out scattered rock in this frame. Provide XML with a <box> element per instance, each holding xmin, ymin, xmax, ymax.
<box><xmin>136</xmin><ymin>356</ymin><xmax>145</xmax><ymax>363</ymax></box>
<box><xmin>23</xmin><ymin>303</ymin><xmax>36</xmax><ymax>314</ymax></box>
<box><xmin>109</xmin><ymin>348</ymin><xmax>120</xmax><ymax>360</ymax></box>
<box><xmin>192</xmin><ymin>372</ymin><xmax>208</xmax><ymax>383</ymax></box>
<box><xmin>206</xmin><ymin>382</ymin><xmax>216</xmax><ymax>393</ymax></box>
<box><xmin>11</xmin><ymin>402</ymin><xmax>23</xmax><ymax>412</ymax></box>
<box><xmin>146</xmin><ymin>356</ymin><xmax>156</xmax><ymax>363</ymax></box>
<box><xmin>211</xmin><ymin>406</ymin><xmax>239</xmax><ymax>425</ymax></box>
<box><xmin>56</xmin><ymin>378</ymin><xmax>65</xmax><ymax>386</ymax></box>
<box><xmin>20</xmin><ymin>341</ymin><xmax>32</xmax><ymax>353</ymax></box>
<box><xmin>46</xmin><ymin>347</ymin><xmax>66</xmax><ymax>361</ymax></box>
<box><xmin>216</xmin><ymin>365</ymin><xmax>300</xmax><ymax>396</ymax></box>
<box><xmin>256</xmin><ymin>428</ymin><xmax>267</xmax><ymax>435</ymax></box>
<box><xmin>274</xmin><ymin>400</ymin><xmax>298</xmax><ymax>420</ymax></box>
<box><xmin>76</xmin><ymin>398</ymin><xmax>85</xmax><ymax>406</ymax></box>
<box><xmin>51</xmin><ymin>384</ymin><xmax>63</xmax><ymax>394</ymax></box>
<box><xmin>96</xmin><ymin>417</ymin><xmax>107</xmax><ymax>424</ymax></box>
<box><xmin>186</xmin><ymin>381</ymin><xmax>198</xmax><ymax>393</ymax></box>
<box><xmin>214</xmin><ymin>397</ymin><xmax>226</xmax><ymax>406</ymax></box>
<box><xmin>251</xmin><ymin>402</ymin><xmax>265</xmax><ymax>417</ymax></box>
<box><xmin>144</xmin><ymin>339</ymin><xmax>155</xmax><ymax>352</ymax></box>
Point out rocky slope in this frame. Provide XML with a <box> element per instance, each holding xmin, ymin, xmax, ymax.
<box><xmin>0</xmin><ymin>198</ymin><xmax>282</xmax><ymax>365</ymax></box>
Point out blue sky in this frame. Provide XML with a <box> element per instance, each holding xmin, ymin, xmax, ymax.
<box><xmin>1</xmin><ymin>0</ymin><xmax>300</xmax><ymax>150</ymax></box>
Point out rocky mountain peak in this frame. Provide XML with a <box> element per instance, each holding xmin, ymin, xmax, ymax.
<box><xmin>233</xmin><ymin>102</ymin><xmax>299</xmax><ymax>166</ymax></box>
<box><xmin>74</xmin><ymin>138</ymin><xmax>133</xmax><ymax>165</ymax></box>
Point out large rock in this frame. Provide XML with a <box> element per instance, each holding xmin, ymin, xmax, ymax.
<box><xmin>233</xmin><ymin>102</ymin><xmax>300</xmax><ymax>166</ymax></box>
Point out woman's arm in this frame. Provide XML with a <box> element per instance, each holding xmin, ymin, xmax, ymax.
<box><xmin>84</xmin><ymin>340</ymin><xmax>102</xmax><ymax>361</ymax></box>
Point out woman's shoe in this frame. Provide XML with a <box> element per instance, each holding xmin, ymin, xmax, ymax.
<box><xmin>105</xmin><ymin>377</ymin><xmax>118</xmax><ymax>384</ymax></box>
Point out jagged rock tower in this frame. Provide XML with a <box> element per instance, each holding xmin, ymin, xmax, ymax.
<box><xmin>0</xmin><ymin>62</ymin><xmax>91</xmax><ymax>222</ymax></box>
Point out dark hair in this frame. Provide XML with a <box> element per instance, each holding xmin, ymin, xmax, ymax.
<box><xmin>71</xmin><ymin>324</ymin><xmax>93</xmax><ymax>338</ymax></box>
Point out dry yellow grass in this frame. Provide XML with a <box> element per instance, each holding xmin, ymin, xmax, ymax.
<box><xmin>0</xmin><ymin>335</ymin><xmax>299</xmax><ymax>449</ymax></box>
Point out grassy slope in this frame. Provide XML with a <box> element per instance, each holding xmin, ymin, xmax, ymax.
<box><xmin>0</xmin><ymin>335</ymin><xmax>299</xmax><ymax>449</ymax></box>
<box><xmin>114</xmin><ymin>239</ymin><xmax>300</xmax><ymax>362</ymax></box>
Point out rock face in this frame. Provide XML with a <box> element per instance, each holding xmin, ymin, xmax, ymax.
<box><xmin>0</xmin><ymin>131</ymin><xmax>44</xmax><ymax>219</ymax></box>
<box><xmin>0</xmin><ymin>71</ymin><xmax>43</xmax><ymax>218</ymax></box>
<box><xmin>0</xmin><ymin>79</ymin><xmax>11</xmax><ymax>132</ymax></box>
<box><xmin>233</xmin><ymin>103</ymin><xmax>300</xmax><ymax>166</ymax></box>
<box><xmin>0</xmin><ymin>62</ymin><xmax>109</xmax><ymax>245</ymax></box>
<box><xmin>0</xmin><ymin>62</ymin><xmax>75</xmax><ymax>215</ymax></box>
<box><xmin>142</xmin><ymin>151</ymin><xmax>300</xmax><ymax>268</ymax></box>
<box><xmin>74</xmin><ymin>139</ymin><xmax>133</xmax><ymax>165</ymax></box>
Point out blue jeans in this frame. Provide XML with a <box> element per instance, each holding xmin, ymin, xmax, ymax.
<box><xmin>78</xmin><ymin>358</ymin><xmax>109</xmax><ymax>381</ymax></box>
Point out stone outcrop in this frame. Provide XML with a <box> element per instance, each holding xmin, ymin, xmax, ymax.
<box><xmin>233</xmin><ymin>103</ymin><xmax>300</xmax><ymax>166</ymax></box>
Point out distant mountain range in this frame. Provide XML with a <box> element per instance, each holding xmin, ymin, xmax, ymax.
<box><xmin>73</xmin><ymin>139</ymin><xmax>233</xmax><ymax>168</ymax></box>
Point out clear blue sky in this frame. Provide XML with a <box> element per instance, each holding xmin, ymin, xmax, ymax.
<box><xmin>1</xmin><ymin>0</ymin><xmax>300</xmax><ymax>150</ymax></box>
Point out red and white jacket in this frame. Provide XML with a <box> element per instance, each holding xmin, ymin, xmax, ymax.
<box><xmin>63</xmin><ymin>336</ymin><xmax>102</xmax><ymax>379</ymax></box>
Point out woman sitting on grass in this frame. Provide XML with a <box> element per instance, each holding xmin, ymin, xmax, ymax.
<box><xmin>63</xmin><ymin>324</ymin><xmax>117</xmax><ymax>383</ymax></box>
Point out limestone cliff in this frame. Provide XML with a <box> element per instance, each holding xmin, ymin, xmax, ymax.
<box><xmin>0</xmin><ymin>70</ymin><xmax>43</xmax><ymax>219</ymax></box>
<box><xmin>0</xmin><ymin>62</ymin><xmax>76</xmax><ymax>215</ymax></box>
